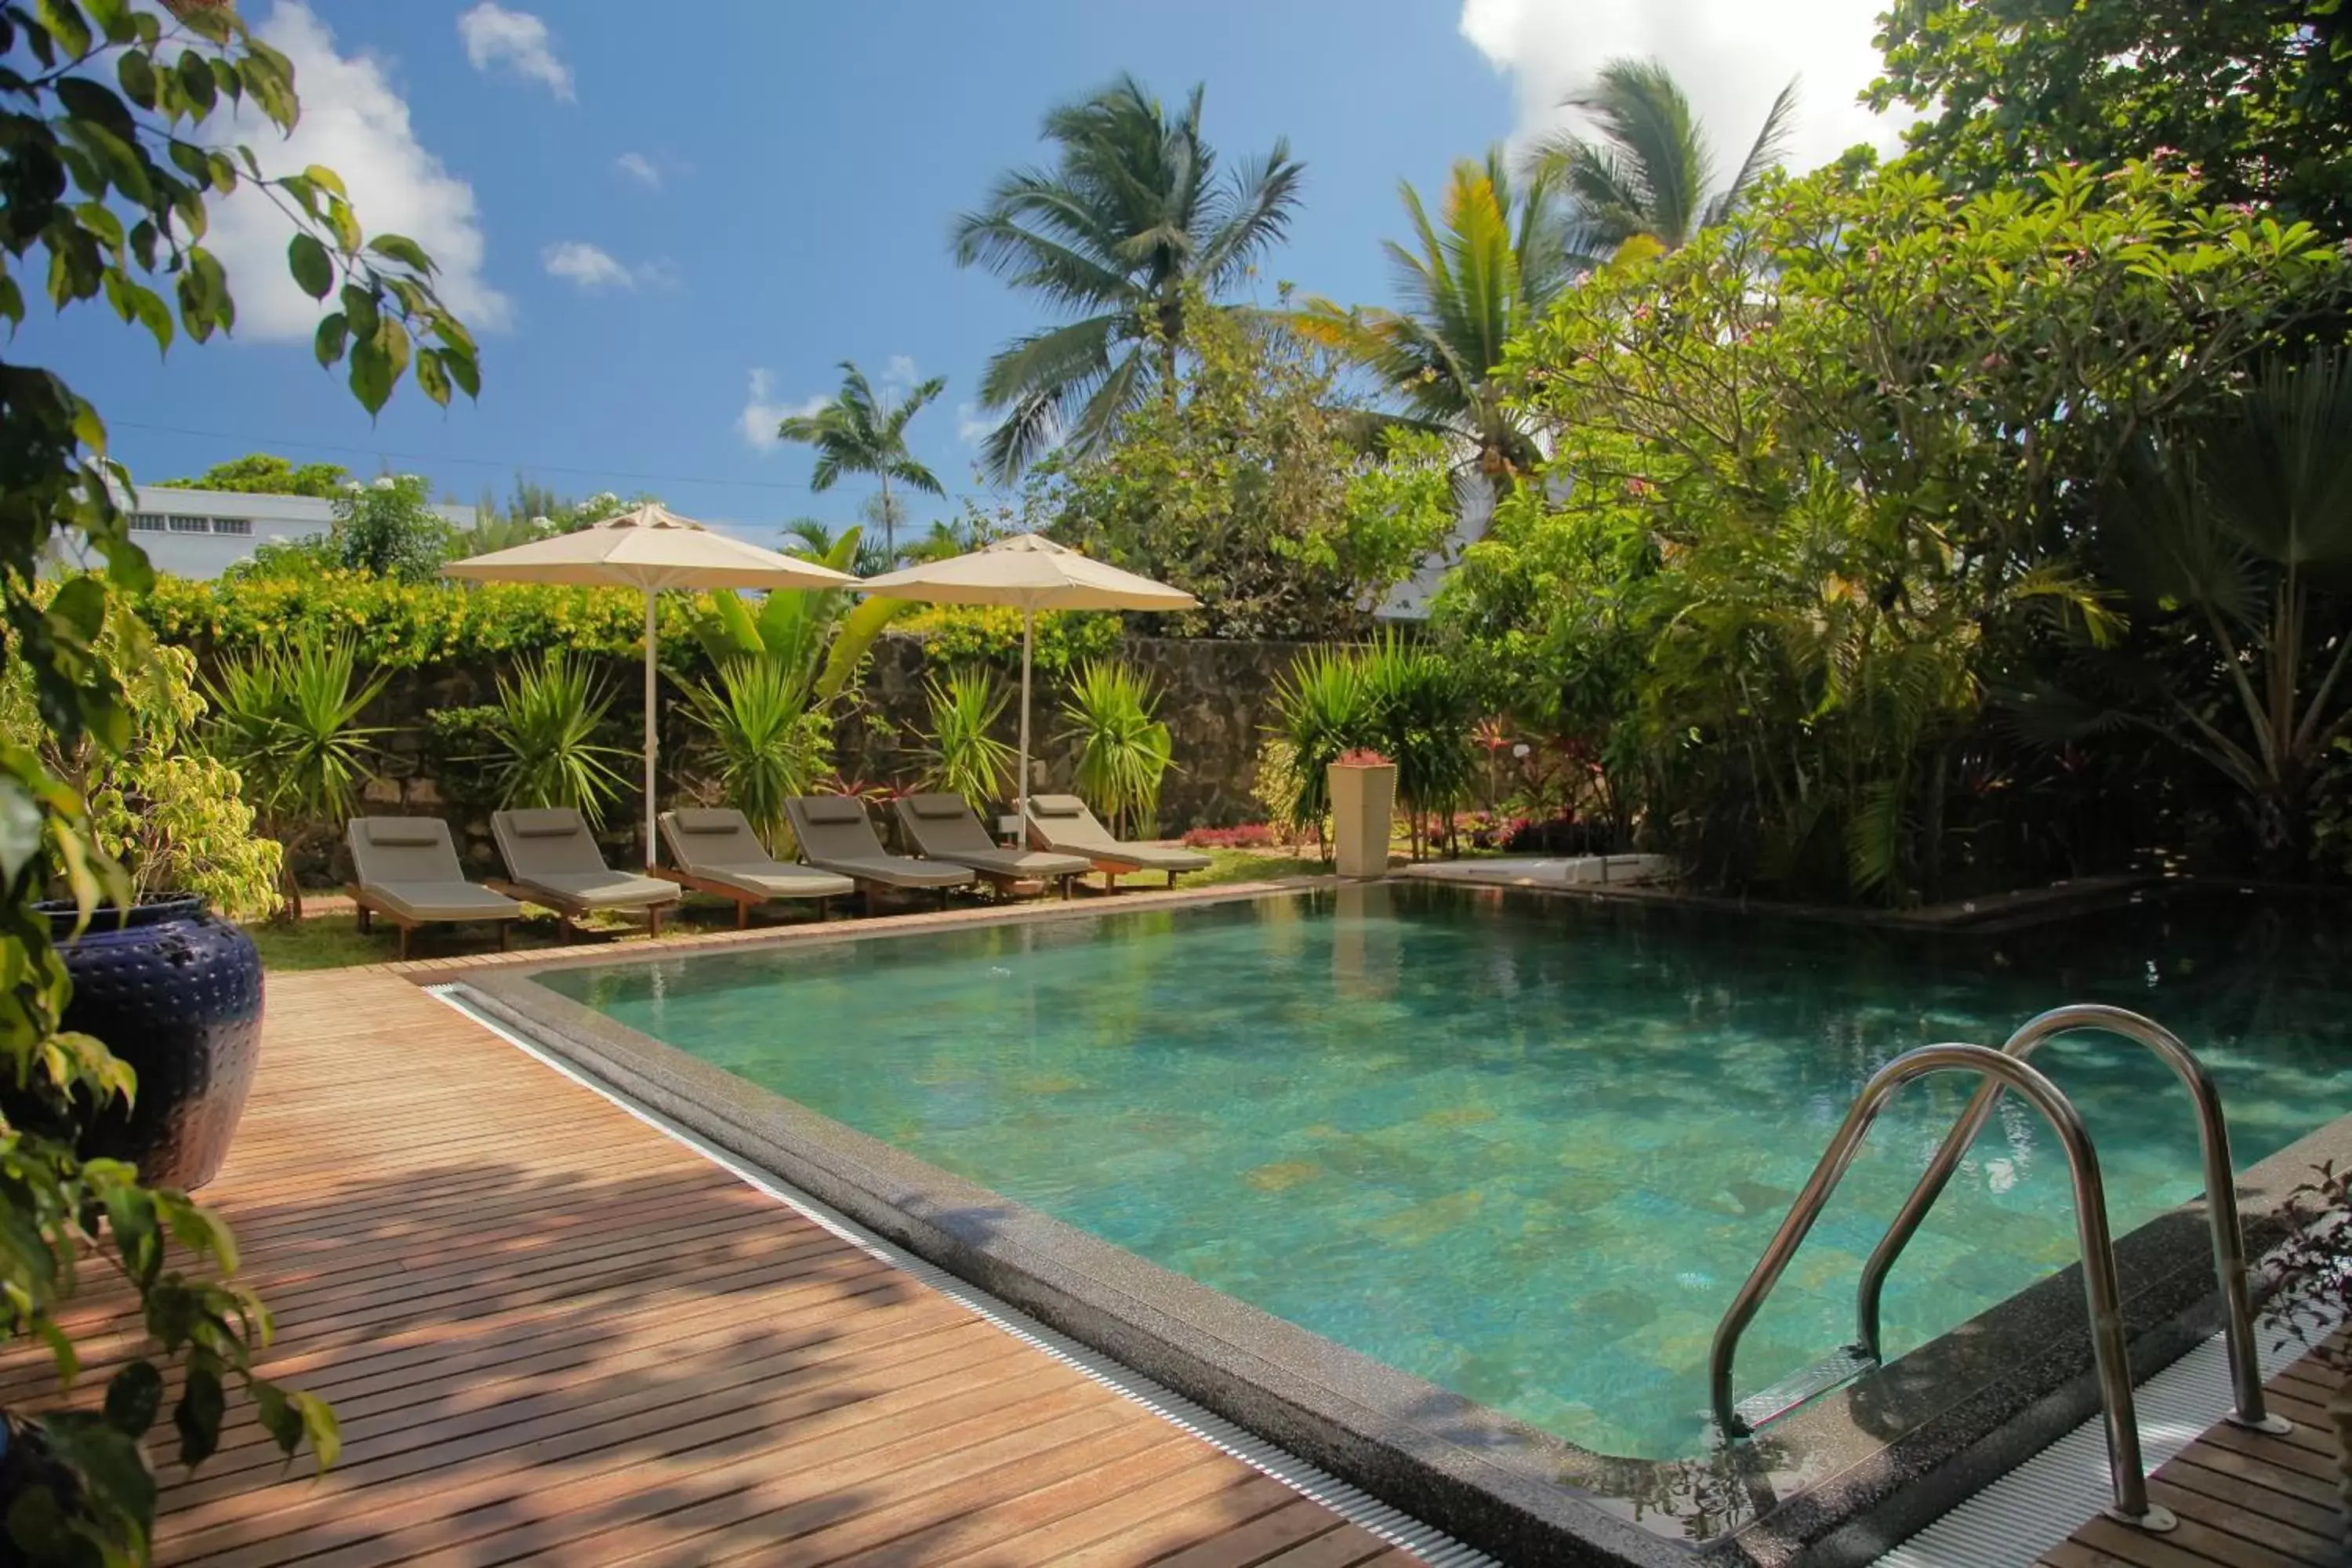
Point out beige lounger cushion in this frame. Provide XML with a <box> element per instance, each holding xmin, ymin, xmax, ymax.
<box><xmin>783</xmin><ymin>797</ymin><xmax>975</xmax><ymax>891</ymax></box>
<box><xmin>892</xmin><ymin>794</ymin><xmax>1091</xmax><ymax>881</ymax></box>
<box><xmin>347</xmin><ymin>816</ymin><xmax>524</xmax><ymax>923</ymax></box>
<box><xmin>1023</xmin><ymin>795</ymin><xmax>1211</xmax><ymax>873</ymax></box>
<box><xmin>697</xmin><ymin>865</ymin><xmax>857</xmax><ymax>900</ymax></box>
<box><xmin>514</xmin><ymin>869</ymin><xmax>681</xmax><ymax>909</ymax></box>
<box><xmin>364</xmin><ymin>881</ymin><xmax>524</xmax><ymax>924</ymax></box>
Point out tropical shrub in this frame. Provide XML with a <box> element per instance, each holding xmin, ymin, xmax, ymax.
<box><xmin>203</xmin><ymin>640</ymin><xmax>389</xmax><ymax>916</ymax></box>
<box><xmin>916</xmin><ymin>668</ymin><xmax>1014</xmax><ymax>814</ymax></box>
<box><xmin>1044</xmin><ymin>299</ymin><xmax>1455</xmax><ymax>641</ymax></box>
<box><xmin>481</xmin><ymin>652</ymin><xmax>633</xmax><ymax>827</ymax></box>
<box><xmin>693</xmin><ymin>526</ymin><xmax>915</xmax><ymax>706</ymax></box>
<box><xmin>1446</xmin><ymin>158</ymin><xmax>2344</xmax><ymax>900</ymax></box>
<box><xmin>1361</xmin><ymin>637</ymin><xmax>1476</xmax><ymax>859</ymax></box>
<box><xmin>897</xmin><ymin>604</ymin><xmax>1121</xmax><ymax>676</ymax></box>
<box><xmin>685</xmin><ymin>659</ymin><xmax>832</xmax><ymax>848</ymax></box>
<box><xmin>1058</xmin><ymin>661</ymin><xmax>1174</xmax><ymax>837</ymax></box>
<box><xmin>1250</xmin><ymin>738</ymin><xmax>1306</xmax><ymax>844</ymax></box>
<box><xmin>3</xmin><ymin>606</ymin><xmax>283</xmax><ymax>922</ymax></box>
<box><xmin>0</xmin><ymin>2</ymin><xmax>473</xmax><ymax>1551</ymax></box>
<box><xmin>1270</xmin><ymin>646</ymin><xmax>1379</xmax><ymax>845</ymax></box>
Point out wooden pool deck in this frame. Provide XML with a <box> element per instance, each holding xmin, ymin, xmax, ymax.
<box><xmin>17</xmin><ymin>967</ymin><xmax>1418</xmax><ymax>1567</ymax></box>
<box><xmin>2039</xmin><ymin>1346</ymin><xmax>2348</xmax><ymax>1568</ymax></box>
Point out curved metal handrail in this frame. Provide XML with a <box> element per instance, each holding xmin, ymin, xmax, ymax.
<box><xmin>1709</xmin><ymin>1042</ymin><xmax>2173</xmax><ymax>1532</ymax></box>
<box><xmin>1855</xmin><ymin>1004</ymin><xmax>2285</xmax><ymax>1435</ymax></box>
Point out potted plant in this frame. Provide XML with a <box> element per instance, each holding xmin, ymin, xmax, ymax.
<box><xmin>2</xmin><ymin>612</ymin><xmax>282</xmax><ymax>1190</ymax></box>
<box><xmin>1329</xmin><ymin>747</ymin><xmax>1397</xmax><ymax>879</ymax></box>
<box><xmin>2262</xmin><ymin>1160</ymin><xmax>2352</xmax><ymax>1541</ymax></box>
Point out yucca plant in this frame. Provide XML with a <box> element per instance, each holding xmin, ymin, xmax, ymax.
<box><xmin>1362</xmin><ymin>636</ymin><xmax>1478</xmax><ymax>859</ymax></box>
<box><xmin>687</xmin><ymin>657</ymin><xmax>832</xmax><ymax>848</ymax></box>
<box><xmin>205</xmin><ymin>637</ymin><xmax>389</xmax><ymax>916</ymax></box>
<box><xmin>1270</xmin><ymin>644</ymin><xmax>1377</xmax><ymax>847</ymax></box>
<box><xmin>919</xmin><ymin>666</ymin><xmax>1014</xmax><ymax>815</ymax></box>
<box><xmin>1059</xmin><ymin>660</ymin><xmax>1174</xmax><ymax>838</ymax></box>
<box><xmin>483</xmin><ymin>650</ymin><xmax>633</xmax><ymax>828</ymax></box>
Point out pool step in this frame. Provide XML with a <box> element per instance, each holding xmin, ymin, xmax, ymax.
<box><xmin>1733</xmin><ymin>1344</ymin><xmax>1878</xmax><ymax>1432</ymax></box>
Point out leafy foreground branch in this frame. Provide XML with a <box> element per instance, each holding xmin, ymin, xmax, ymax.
<box><xmin>0</xmin><ymin>2</ymin><xmax>475</xmax><ymax>1560</ymax></box>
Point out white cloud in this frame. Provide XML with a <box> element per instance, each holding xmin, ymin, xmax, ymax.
<box><xmin>1457</xmin><ymin>0</ymin><xmax>1911</xmax><ymax>180</ymax></box>
<box><xmin>540</xmin><ymin>241</ymin><xmax>672</xmax><ymax>291</ymax></box>
<box><xmin>739</xmin><ymin>370</ymin><xmax>828</xmax><ymax>452</ymax></box>
<box><xmin>459</xmin><ymin>2</ymin><xmax>573</xmax><ymax>100</ymax></box>
<box><xmin>614</xmin><ymin>151</ymin><xmax>661</xmax><ymax>189</ymax></box>
<box><xmin>203</xmin><ymin>4</ymin><xmax>509</xmax><ymax>343</ymax></box>
<box><xmin>955</xmin><ymin>401</ymin><xmax>993</xmax><ymax>447</ymax></box>
<box><xmin>883</xmin><ymin>354</ymin><xmax>920</xmax><ymax>394</ymax></box>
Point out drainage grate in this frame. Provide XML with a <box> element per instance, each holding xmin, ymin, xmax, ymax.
<box><xmin>430</xmin><ymin>985</ymin><xmax>1499</xmax><ymax>1568</ymax></box>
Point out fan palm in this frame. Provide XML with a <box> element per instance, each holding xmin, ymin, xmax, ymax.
<box><xmin>953</xmin><ymin>74</ymin><xmax>1305</xmax><ymax>482</ymax></box>
<box><xmin>1530</xmin><ymin>57</ymin><xmax>1797</xmax><ymax>263</ymax></box>
<box><xmin>2099</xmin><ymin>350</ymin><xmax>2352</xmax><ymax>865</ymax></box>
<box><xmin>1295</xmin><ymin>151</ymin><xmax>1570</xmax><ymax>488</ymax></box>
<box><xmin>774</xmin><ymin>360</ymin><xmax>946</xmax><ymax>560</ymax></box>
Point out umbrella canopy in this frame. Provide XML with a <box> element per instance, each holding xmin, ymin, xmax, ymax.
<box><xmin>442</xmin><ymin>504</ymin><xmax>858</xmax><ymax>865</ymax></box>
<box><xmin>860</xmin><ymin>534</ymin><xmax>1196</xmax><ymax>828</ymax></box>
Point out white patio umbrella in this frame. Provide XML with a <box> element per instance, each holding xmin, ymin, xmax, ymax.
<box><xmin>858</xmin><ymin>534</ymin><xmax>1196</xmax><ymax>830</ymax></box>
<box><xmin>441</xmin><ymin>503</ymin><xmax>858</xmax><ymax>866</ymax></box>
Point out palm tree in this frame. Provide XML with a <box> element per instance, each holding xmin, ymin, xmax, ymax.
<box><xmin>1530</xmin><ymin>58</ymin><xmax>1797</xmax><ymax>265</ymax></box>
<box><xmin>1295</xmin><ymin>151</ymin><xmax>1571</xmax><ymax>488</ymax></box>
<box><xmin>774</xmin><ymin>360</ymin><xmax>946</xmax><ymax>560</ymax></box>
<box><xmin>953</xmin><ymin>74</ymin><xmax>1305</xmax><ymax>482</ymax></box>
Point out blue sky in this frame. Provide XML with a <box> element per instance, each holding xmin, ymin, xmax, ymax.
<box><xmin>28</xmin><ymin>1</ymin><xmax>1901</xmax><ymax>543</ymax></box>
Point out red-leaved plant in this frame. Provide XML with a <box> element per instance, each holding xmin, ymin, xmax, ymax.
<box><xmin>1334</xmin><ymin>748</ymin><xmax>1392</xmax><ymax>768</ymax></box>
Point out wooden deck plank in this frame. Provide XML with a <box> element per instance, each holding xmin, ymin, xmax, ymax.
<box><xmin>0</xmin><ymin>969</ymin><xmax>1411</xmax><ymax>1567</ymax></box>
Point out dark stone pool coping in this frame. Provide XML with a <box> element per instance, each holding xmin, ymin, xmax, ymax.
<box><xmin>445</xmin><ymin>886</ymin><xmax>2352</xmax><ymax>1567</ymax></box>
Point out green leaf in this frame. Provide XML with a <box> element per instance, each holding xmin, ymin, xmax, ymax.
<box><xmin>177</xmin><ymin>49</ymin><xmax>217</xmax><ymax>115</ymax></box>
<box><xmin>54</xmin><ymin>76</ymin><xmax>135</xmax><ymax>141</ymax></box>
<box><xmin>286</xmin><ymin>233</ymin><xmax>332</xmax><ymax>300</ymax></box>
<box><xmin>116</xmin><ymin>45</ymin><xmax>156</xmax><ymax>107</ymax></box>
<box><xmin>302</xmin><ymin>163</ymin><xmax>347</xmax><ymax>198</ymax></box>
<box><xmin>103</xmin><ymin>1362</ymin><xmax>164</xmax><ymax>1436</ymax></box>
<box><xmin>84</xmin><ymin>0</ymin><xmax>132</xmax><ymax>40</ymax></box>
<box><xmin>339</xmin><ymin>282</ymin><xmax>379</xmax><ymax>344</ymax></box>
<box><xmin>415</xmin><ymin>347</ymin><xmax>451</xmax><ymax>408</ymax></box>
<box><xmin>440</xmin><ymin>345</ymin><xmax>481</xmax><ymax>400</ymax></box>
<box><xmin>0</xmin><ymin>778</ymin><xmax>42</xmax><ymax>884</ymax></box>
<box><xmin>366</xmin><ymin>232</ymin><xmax>435</xmax><ymax>274</ymax></box>
<box><xmin>35</xmin><ymin>0</ymin><xmax>92</xmax><ymax>60</ymax></box>
<box><xmin>173</xmin><ymin>1364</ymin><xmax>226</xmax><ymax>1468</ymax></box>
<box><xmin>120</xmin><ymin>278</ymin><xmax>172</xmax><ymax>354</ymax></box>
<box><xmin>312</xmin><ymin>311</ymin><xmax>347</xmax><ymax>369</ymax></box>
<box><xmin>38</xmin><ymin>1415</ymin><xmax>156</xmax><ymax>1549</ymax></box>
<box><xmin>375</xmin><ymin>315</ymin><xmax>410</xmax><ymax>385</ymax></box>
<box><xmin>347</xmin><ymin>337</ymin><xmax>391</xmax><ymax>416</ymax></box>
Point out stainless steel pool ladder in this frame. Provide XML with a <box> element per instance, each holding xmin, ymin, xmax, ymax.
<box><xmin>1707</xmin><ymin>1006</ymin><xmax>2287</xmax><ymax>1534</ymax></box>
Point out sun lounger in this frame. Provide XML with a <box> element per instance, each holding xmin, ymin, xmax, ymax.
<box><xmin>892</xmin><ymin>793</ymin><xmax>1092</xmax><ymax>899</ymax></box>
<box><xmin>656</xmin><ymin>808</ymin><xmax>856</xmax><ymax>927</ymax></box>
<box><xmin>782</xmin><ymin>795</ymin><xmax>974</xmax><ymax>909</ymax></box>
<box><xmin>344</xmin><ymin>816</ymin><xmax>524</xmax><ymax>959</ymax></box>
<box><xmin>1022</xmin><ymin>794</ymin><xmax>1211</xmax><ymax>888</ymax></box>
<box><xmin>488</xmin><ymin>807</ymin><xmax>682</xmax><ymax>939</ymax></box>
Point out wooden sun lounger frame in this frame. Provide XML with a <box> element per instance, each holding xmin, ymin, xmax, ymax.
<box><xmin>483</xmin><ymin>879</ymin><xmax>669</xmax><ymax>942</ymax></box>
<box><xmin>343</xmin><ymin>882</ymin><xmax>517</xmax><ymax>961</ymax></box>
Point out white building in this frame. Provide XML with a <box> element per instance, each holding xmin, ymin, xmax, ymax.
<box><xmin>93</xmin><ymin>486</ymin><xmax>476</xmax><ymax>580</ymax></box>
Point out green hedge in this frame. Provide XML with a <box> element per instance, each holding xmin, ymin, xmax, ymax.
<box><xmin>140</xmin><ymin>571</ymin><xmax>1123</xmax><ymax>677</ymax></box>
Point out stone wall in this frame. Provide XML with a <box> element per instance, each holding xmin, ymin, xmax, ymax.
<box><xmin>330</xmin><ymin>632</ymin><xmax>1305</xmax><ymax>879</ymax></box>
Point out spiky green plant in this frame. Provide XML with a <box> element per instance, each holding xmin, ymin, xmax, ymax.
<box><xmin>1059</xmin><ymin>660</ymin><xmax>1174</xmax><ymax>838</ymax></box>
<box><xmin>919</xmin><ymin>667</ymin><xmax>1015</xmax><ymax>815</ymax></box>
<box><xmin>1270</xmin><ymin>645</ymin><xmax>1377</xmax><ymax>846</ymax></box>
<box><xmin>1362</xmin><ymin>636</ymin><xmax>1477</xmax><ymax>859</ymax></box>
<box><xmin>687</xmin><ymin>657</ymin><xmax>832</xmax><ymax>848</ymax></box>
<box><xmin>204</xmin><ymin>637</ymin><xmax>389</xmax><ymax>916</ymax></box>
<box><xmin>483</xmin><ymin>651</ymin><xmax>632</xmax><ymax>828</ymax></box>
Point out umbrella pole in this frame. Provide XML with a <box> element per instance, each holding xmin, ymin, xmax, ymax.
<box><xmin>643</xmin><ymin>587</ymin><xmax>658</xmax><ymax>869</ymax></box>
<box><xmin>1017</xmin><ymin>608</ymin><xmax>1033</xmax><ymax>845</ymax></box>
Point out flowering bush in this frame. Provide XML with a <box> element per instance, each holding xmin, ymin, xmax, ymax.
<box><xmin>1181</xmin><ymin>822</ymin><xmax>1281</xmax><ymax>849</ymax></box>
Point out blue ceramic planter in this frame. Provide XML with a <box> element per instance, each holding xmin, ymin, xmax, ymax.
<box><xmin>42</xmin><ymin>895</ymin><xmax>264</xmax><ymax>1190</ymax></box>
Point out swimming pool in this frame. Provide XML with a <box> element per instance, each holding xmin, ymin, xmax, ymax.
<box><xmin>527</xmin><ymin>881</ymin><xmax>2352</xmax><ymax>1462</ymax></box>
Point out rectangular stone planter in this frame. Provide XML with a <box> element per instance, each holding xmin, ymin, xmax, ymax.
<box><xmin>1329</xmin><ymin>761</ymin><xmax>1396</xmax><ymax>880</ymax></box>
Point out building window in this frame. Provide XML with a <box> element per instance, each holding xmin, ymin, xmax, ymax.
<box><xmin>128</xmin><ymin>513</ymin><xmax>166</xmax><ymax>532</ymax></box>
<box><xmin>167</xmin><ymin>515</ymin><xmax>210</xmax><ymax>533</ymax></box>
<box><xmin>210</xmin><ymin>517</ymin><xmax>252</xmax><ymax>536</ymax></box>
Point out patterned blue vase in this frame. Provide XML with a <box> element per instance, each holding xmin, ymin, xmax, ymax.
<box><xmin>40</xmin><ymin>895</ymin><xmax>264</xmax><ymax>1191</ymax></box>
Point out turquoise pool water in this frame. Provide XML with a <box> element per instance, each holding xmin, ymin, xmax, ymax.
<box><xmin>535</xmin><ymin>883</ymin><xmax>2352</xmax><ymax>1459</ymax></box>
